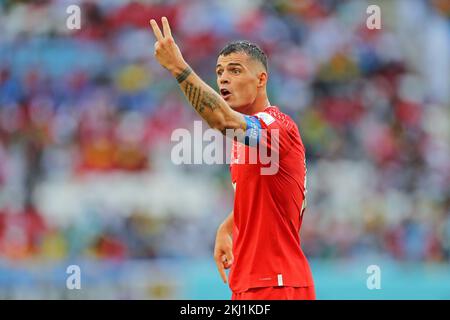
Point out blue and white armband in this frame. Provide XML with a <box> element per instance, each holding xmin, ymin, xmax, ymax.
<box><xmin>244</xmin><ymin>115</ymin><xmax>261</xmax><ymax>146</ymax></box>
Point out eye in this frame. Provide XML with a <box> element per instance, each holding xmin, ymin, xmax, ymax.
<box><xmin>216</xmin><ymin>69</ymin><xmax>223</xmax><ymax>76</ymax></box>
<box><xmin>231</xmin><ymin>68</ymin><xmax>241</xmax><ymax>74</ymax></box>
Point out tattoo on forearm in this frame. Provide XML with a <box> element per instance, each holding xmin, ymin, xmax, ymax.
<box><xmin>176</xmin><ymin>67</ymin><xmax>193</xmax><ymax>83</ymax></box>
<box><xmin>183</xmin><ymin>81</ymin><xmax>221</xmax><ymax>114</ymax></box>
<box><xmin>185</xmin><ymin>82</ymin><xmax>204</xmax><ymax>113</ymax></box>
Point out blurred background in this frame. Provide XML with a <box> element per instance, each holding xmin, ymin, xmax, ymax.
<box><xmin>0</xmin><ymin>0</ymin><xmax>449</xmax><ymax>299</ymax></box>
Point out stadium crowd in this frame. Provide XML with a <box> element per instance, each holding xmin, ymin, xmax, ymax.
<box><xmin>0</xmin><ymin>0</ymin><xmax>449</xmax><ymax>266</ymax></box>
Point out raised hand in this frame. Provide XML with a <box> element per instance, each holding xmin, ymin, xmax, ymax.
<box><xmin>149</xmin><ymin>17</ymin><xmax>187</xmax><ymax>74</ymax></box>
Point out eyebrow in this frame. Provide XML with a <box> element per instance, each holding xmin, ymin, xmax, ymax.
<box><xmin>216</xmin><ymin>63</ymin><xmax>244</xmax><ymax>69</ymax></box>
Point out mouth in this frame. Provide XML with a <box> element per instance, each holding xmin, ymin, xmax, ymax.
<box><xmin>220</xmin><ymin>88</ymin><xmax>232</xmax><ymax>100</ymax></box>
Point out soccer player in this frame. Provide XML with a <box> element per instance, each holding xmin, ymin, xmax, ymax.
<box><xmin>150</xmin><ymin>17</ymin><xmax>315</xmax><ymax>300</ymax></box>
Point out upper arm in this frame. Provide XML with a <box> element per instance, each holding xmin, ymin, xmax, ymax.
<box><xmin>221</xmin><ymin>111</ymin><xmax>289</xmax><ymax>159</ymax></box>
<box><xmin>219</xmin><ymin>112</ymin><xmax>262</xmax><ymax>146</ymax></box>
<box><xmin>241</xmin><ymin>112</ymin><xmax>286</xmax><ymax>149</ymax></box>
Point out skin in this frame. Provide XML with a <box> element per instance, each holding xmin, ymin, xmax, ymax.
<box><xmin>214</xmin><ymin>211</ymin><xmax>234</xmax><ymax>283</ymax></box>
<box><xmin>150</xmin><ymin>17</ymin><xmax>271</xmax><ymax>284</ymax></box>
<box><xmin>215</xmin><ymin>52</ymin><xmax>270</xmax><ymax>115</ymax></box>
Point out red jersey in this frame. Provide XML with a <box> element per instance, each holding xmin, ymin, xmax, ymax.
<box><xmin>229</xmin><ymin>106</ymin><xmax>314</xmax><ymax>293</ymax></box>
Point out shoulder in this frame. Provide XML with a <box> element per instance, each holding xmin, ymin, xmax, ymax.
<box><xmin>255</xmin><ymin>106</ymin><xmax>296</xmax><ymax>131</ymax></box>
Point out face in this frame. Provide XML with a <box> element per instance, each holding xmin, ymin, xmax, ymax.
<box><xmin>216</xmin><ymin>52</ymin><xmax>265</xmax><ymax>111</ymax></box>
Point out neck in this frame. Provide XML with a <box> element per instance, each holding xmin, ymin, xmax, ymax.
<box><xmin>238</xmin><ymin>93</ymin><xmax>271</xmax><ymax>115</ymax></box>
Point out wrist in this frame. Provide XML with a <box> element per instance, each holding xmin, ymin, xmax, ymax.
<box><xmin>169</xmin><ymin>60</ymin><xmax>189</xmax><ymax>78</ymax></box>
<box><xmin>218</xmin><ymin>221</ymin><xmax>232</xmax><ymax>236</ymax></box>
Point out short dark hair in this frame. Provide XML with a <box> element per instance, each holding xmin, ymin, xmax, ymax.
<box><xmin>218</xmin><ymin>40</ymin><xmax>268</xmax><ymax>71</ymax></box>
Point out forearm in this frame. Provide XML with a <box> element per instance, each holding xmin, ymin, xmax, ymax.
<box><xmin>218</xmin><ymin>211</ymin><xmax>233</xmax><ymax>236</ymax></box>
<box><xmin>170</xmin><ymin>63</ymin><xmax>245</xmax><ymax>133</ymax></box>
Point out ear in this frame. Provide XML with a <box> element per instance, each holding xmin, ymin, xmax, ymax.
<box><xmin>257</xmin><ymin>71</ymin><xmax>268</xmax><ymax>88</ymax></box>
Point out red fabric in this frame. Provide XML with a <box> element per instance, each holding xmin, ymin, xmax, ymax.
<box><xmin>232</xmin><ymin>286</ymin><xmax>316</xmax><ymax>300</ymax></box>
<box><xmin>229</xmin><ymin>106</ymin><xmax>314</xmax><ymax>293</ymax></box>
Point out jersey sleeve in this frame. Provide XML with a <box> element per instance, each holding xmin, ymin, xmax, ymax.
<box><xmin>242</xmin><ymin>112</ymin><xmax>290</xmax><ymax>156</ymax></box>
<box><xmin>243</xmin><ymin>115</ymin><xmax>262</xmax><ymax>146</ymax></box>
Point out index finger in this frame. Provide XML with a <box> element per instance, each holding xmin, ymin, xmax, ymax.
<box><xmin>161</xmin><ymin>16</ymin><xmax>172</xmax><ymax>38</ymax></box>
<box><xmin>150</xmin><ymin>19</ymin><xmax>164</xmax><ymax>41</ymax></box>
<box><xmin>215</xmin><ymin>259</ymin><xmax>228</xmax><ymax>284</ymax></box>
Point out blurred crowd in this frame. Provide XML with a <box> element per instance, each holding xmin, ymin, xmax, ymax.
<box><xmin>0</xmin><ymin>0</ymin><xmax>449</xmax><ymax>265</ymax></box>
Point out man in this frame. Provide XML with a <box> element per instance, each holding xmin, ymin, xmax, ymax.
<box><xmin>150</xmin><ymin>17</ymin><xmax>315</xmax><ymax>300</ymax></box>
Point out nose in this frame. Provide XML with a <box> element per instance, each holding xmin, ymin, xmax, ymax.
<box><xmin>219</xmin><ymin>73</ymin><xmax>230</xmax><ymax>85</ymax></box>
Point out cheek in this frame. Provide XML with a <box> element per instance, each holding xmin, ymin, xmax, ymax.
<box><xmin>242</xmin><ymin>81</ymin><xmax>258</xmax><ymax>100</ymax></box>
<box><xmin>234</xmin><ymin>79</ymin><xmax>257</xmax><ymax>99</ymax></box>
